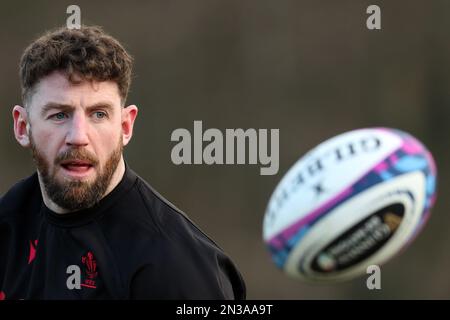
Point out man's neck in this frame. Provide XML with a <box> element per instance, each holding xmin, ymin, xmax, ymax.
<box><xmin>38</xmin><ymin>157</ymin><xmax>126</xmax><ymax>214</ymax></box>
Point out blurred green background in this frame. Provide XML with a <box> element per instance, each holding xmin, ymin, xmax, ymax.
<box><xmin>1</xmin><ymin>0</ymin><xmax>449</xmax><ymax>299</ymax></box>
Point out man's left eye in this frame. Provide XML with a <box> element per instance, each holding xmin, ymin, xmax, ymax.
<box><xmin>94</xmin><ymin>111</ymin><xmax>107</xmax><ymax>119</ymax></box>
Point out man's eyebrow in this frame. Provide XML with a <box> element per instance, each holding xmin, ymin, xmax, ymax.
<box><xmin>85</xmin><ymin>102</ymin><xmax>115</xmax><ymax>112</ymax></box>
<box><xmin>40</xmin><ymin>102</ymin><xmax>74</xmax><ymax>117</ymax></box>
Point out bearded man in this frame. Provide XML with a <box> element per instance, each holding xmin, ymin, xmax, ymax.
<box><xmin>0</xmin><ymin>26</ymin><xmax>246</xmax><ymax>300</ymax></box>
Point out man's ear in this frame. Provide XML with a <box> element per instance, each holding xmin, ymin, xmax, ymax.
<box><xmin>13</xmin><ymin>105</ymin><xmax>31</xmax><ymax>148</ymax></box>
<box><xmin>122</xmin><ymin>105</ymin><xmax>138</xmax><ymax>146</ymax></box>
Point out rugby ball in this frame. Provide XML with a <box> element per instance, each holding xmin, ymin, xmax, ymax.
<box><xmin>263</xmin><ymin>128</ymin><xmax>437</xmax><ymax>282</ymax></box>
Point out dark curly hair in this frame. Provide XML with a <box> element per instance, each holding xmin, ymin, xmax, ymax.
<box><xmin>19</xmin><ymin>25</ymin><xmax>133</xmax><ymax>106</ymax></box>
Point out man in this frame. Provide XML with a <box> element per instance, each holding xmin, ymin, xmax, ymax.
<box><xmin>0</xmin><ymin>26</ymin><xmax>246</xmax><ymax>300</ymax></box>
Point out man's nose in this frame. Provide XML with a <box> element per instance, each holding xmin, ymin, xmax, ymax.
<box><xmin>65</xmin><ymin>113</ymin><xmax>89</xmax><ymax>147</ymax></box>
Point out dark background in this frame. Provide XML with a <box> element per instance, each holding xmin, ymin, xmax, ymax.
<box><xmin>0</xmin><ymin>0</ymin><xmax>449</xmax><ymax>299</ymax></box>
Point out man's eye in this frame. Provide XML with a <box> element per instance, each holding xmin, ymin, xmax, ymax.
<box><xmin>94</xmin><ymin>111</ymin><xmax>107</xmax><ymax>119</ymax></box>
<box><xmin>52</xmin><ymin>112</ymin><xmax>67</xmax><ymax>120</ymax></box>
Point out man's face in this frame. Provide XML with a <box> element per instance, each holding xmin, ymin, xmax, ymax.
<box><xmin>17</xmin><ymin>71</ymin><xmax>134</xmax><ymax>211</ymax></box>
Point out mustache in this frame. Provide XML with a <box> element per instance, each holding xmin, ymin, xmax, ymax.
<box><xmin>55</xmin><ymin>148</ymin><xmax>99</xmax><ymax>166</ymax></box>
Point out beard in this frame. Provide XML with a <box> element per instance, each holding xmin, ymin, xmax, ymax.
<box><xmin>30</xmin><ymin>133</ymin><xmax>123</xmax><ymax>212</ymax></box>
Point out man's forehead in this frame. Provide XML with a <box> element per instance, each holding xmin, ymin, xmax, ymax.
<box><xmin>31</xmin><ymin>71</ymin><xmax>121</xmax><ymax>108</ymax></box>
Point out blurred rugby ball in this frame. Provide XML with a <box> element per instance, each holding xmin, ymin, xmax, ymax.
<box><xmin>263</xmin><ymin>128</ymin><xmax>437</xmax><ymax>282</ymax></box>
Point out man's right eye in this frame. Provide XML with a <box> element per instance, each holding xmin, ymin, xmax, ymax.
<box><xmin>51</xmin><ymin>112</ymin><xmax>68</xmax><ymax>120</ymax></box>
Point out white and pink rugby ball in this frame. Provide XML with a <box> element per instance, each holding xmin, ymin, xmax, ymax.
<box><xmin>263</xmin><ymin>128</ymin><xmax>437</xmax><ymax>282</ymax></box>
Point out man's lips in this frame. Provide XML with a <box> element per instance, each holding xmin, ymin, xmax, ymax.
<box><xmin>60</xmin><ymin>160</ymin><xmax>95</xmax><ymax>173</ymax></box>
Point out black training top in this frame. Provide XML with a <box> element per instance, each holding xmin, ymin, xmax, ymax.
<box><xmin>0</xmin><ymin>166</ymin><xmax>246</xmax><ymax>300</ymax></box>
